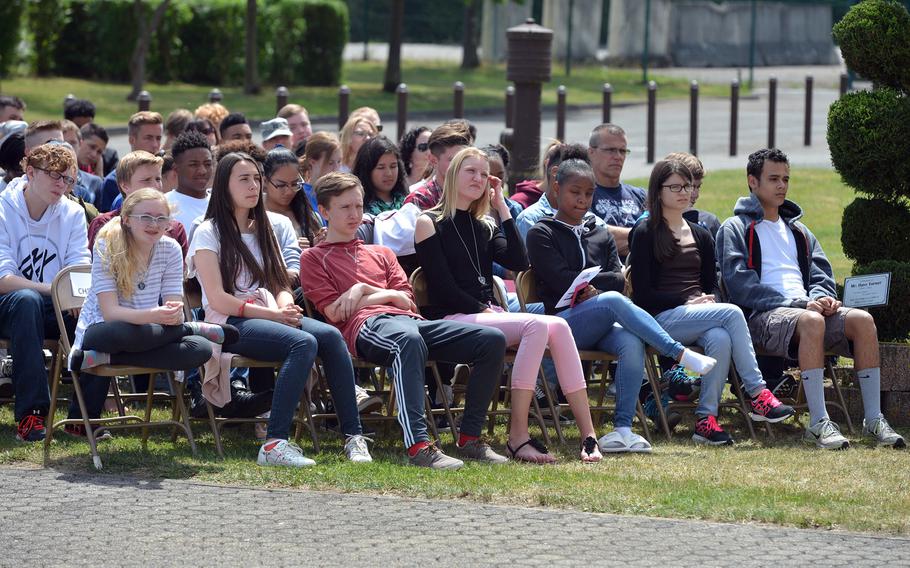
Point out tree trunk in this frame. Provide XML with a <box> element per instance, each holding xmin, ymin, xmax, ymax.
<box><xmin>244</xmin><ymin>0</ymin><xmax>260</xmax><ymax>95</ymax></box>
<box><xmin>461</xmin><ymin>0</ymin><xmax>480</xmax><ymax>69</ymax></box>
<box><xmin>127</xmin><ymin>0</ymin><xmax>170</xmax><ymax>101</ymax></box>
<box><xmin>382</xmin><ymin>0</ymin><xmax>405</xmax><ymax>93</ymax></box>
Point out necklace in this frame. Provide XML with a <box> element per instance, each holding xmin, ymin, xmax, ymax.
<box><xmin>136</xmin><ymin>244</ymin><xmax>156</xmax><ymax>291</ymax></box>
<box><xmin>451</xmin><ymin>213</ymin><xmax>487</xmax><ymax>286</ymax></box>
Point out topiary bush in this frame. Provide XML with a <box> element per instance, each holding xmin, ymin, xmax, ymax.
<box><xmin>841</xmin><ymin>198</ymin><xmax>910</xmax><ymax>266</ymax></box>
<box><xmin>833</xmin><ymin>0</ymin><xmax>910</xmax><ymax>93</ymax></box>
<box><xmin>853</xmin><ymin>260</ymin><xmax>910</xmax><ymax>341</ymax></box>
<box><xmin>296</xmin><ymin>0</ymin><xmax>348</xmax><ymax>86</ymax></box>
<box><xmin>0</xmin><ymin>0</ymin><xmax>24</xmax><ymax>78</ymax></box>
<box><xmin>827</xmin><ymin>88</ymin><xmax>910</xmax><ymax>202</ymax></box>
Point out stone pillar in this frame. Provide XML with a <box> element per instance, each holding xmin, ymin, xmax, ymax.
<box><xmin>500</xmin><ymin>19</ymin><xmax>553</xmax><ymax>184</ymax></box>
<box><xmin>481</xmin><ymin>0</ymin><xmax>533</xmax><ymax>64</ymax></box>
<box><xmin>542</xmin><ymin>0</ymin><xmax>603</xmax><ymax>61</ymax></box>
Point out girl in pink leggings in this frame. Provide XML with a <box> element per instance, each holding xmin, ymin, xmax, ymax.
<box><xmin>414</xmin><ymin>147</ymin><xmax>600</xmax><ymax>463</ymax></box>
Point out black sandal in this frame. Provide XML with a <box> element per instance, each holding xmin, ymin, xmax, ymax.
<box><xmin>506</xmin><ymin>437</ymin><xmax>550</xmax><ymax>463</ymax></box>
<box><xmin>580</xmin><ymin>435</ymin><xmax>602</xmax><ymax>462</ymax></box>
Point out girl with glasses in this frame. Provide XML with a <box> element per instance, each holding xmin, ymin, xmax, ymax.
<box><xmin>627</xmin><ymin>159</ymin><xmax>795</xmax><ymax>446</ymax></box>
<box><xmin>67</xmin><ymin>188</ymin><xmax>237</xmax><ymax>437</ymax></box>
<box><xmin>399</xmin><ymin>126</ymin><xmax>431</xmax><ymax>188</ymax></box>
<box><xmin>264</xmin><ymin>147</ymin><xmax>323</xmax><ymax>250</ymax></box>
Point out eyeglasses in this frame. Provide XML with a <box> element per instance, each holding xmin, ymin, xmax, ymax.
<box><xmin>375</xmin><ymin>124</ymin><xmax>383</xmax><ymax>132</ymax></box>
<box><xmin>36</xmin><ymin>167</ymin><xmax>76</xmax><ymax>187</ymax></box>
<box><xmin>416</xmin><ymin>142</ymin><xmax>429</xmax><ymax>152</ymax></box>
<box><xmin>268</xmin><ymin>176</ymin><xmax>304</xmax><ymax>193</ymax></box>
<box><xmin>128</xmin><ymin>214</ymin><xmax>172</xmax><ymax>227</ymax></box>
<box><xmin>594</xmin><ymin>147</ymin><xmax>631</xmax><ymax>157</ymax></box>
<box><xmin>661</xmin><ymin>183</ymin><xmax>695</xmax><ymax>193</ymax></box>
<box><xmin>352</xmin><ymin>130</ymin><xmax>372</xmax><ymax>138</ymax></box>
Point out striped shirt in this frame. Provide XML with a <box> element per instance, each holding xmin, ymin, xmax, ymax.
<box><xmin>73</xmin><ymin>236</ymin><xmax>184</xmax><ymax>350</ymax></box>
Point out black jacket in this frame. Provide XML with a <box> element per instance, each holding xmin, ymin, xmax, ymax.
<box><xmin>629</xmin><ymin>219</ymin><xmax>718</xmax><ymax>315</ymax></box>
<box><xmin>526</xmin><ymin>216</ymin><xmax>625</xmax><ymax>314</ymax></box>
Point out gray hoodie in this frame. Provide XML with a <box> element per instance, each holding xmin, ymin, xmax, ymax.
<box><xmin>715</xmin><ymin>193</ymin><xmax>836</xmax><ymax>315</ymax></box>
<box><xmin>0</xmin><ymin>175</ymin><xmax>90</xmax><ymax>286</ymax></box>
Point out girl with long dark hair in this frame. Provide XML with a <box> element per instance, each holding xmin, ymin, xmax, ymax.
<box><xmin>263</xmin><ymin>147</ymin><xmax>323</xmax><ymax>250</ymax></box>
<box><xmin>352</xmin><ymin>136</ymin><xmax>408</xmax><ymax>215</ymax></box>
<box><xmin>189</xmin><ymin>152</ymin><xmax>370</xmax><ymax>466</ymax></box>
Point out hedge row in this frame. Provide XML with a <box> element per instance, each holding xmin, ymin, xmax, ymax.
<box><xmin>4</xmin><ymin>0</ymin><xmax>348</xmax><ymax>86</ymax></box>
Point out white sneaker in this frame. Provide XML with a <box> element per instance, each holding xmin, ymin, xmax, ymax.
<box><xmin>344</xmin><ymin>434</ymin><xmax>373</xmax><ymax>462</ymax></box>
<box><xmin>257</xmin><ymin>439</ymin><xmax>316</xmax><ymax>467</ymax></box>
<box><xmin>803</xmin><ymin>418</ymin><xmax>850</xmax><ymax>450</ymax></box>
<box><xmin>863</xmin><ymin>414</ymin><xmax>906</xmax><ymax>448</ymax></box>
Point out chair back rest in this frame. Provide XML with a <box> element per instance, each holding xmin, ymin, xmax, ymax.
<box><xmin>514</xmin><ymin>269</ymin><xmax>539</xmax><ymax>312</ymax></box>
<box><xmin>408</xmin><ymin>266</ymin><xmax>430</xmax><ymax>309</ymax></box>
<box><xmin>51</xmin><ymin>264</ymin><xmax>92</xmax><ymax>354</ymax></box>
<box><xmin>183</xmin><ymin>280</ymin><xmax>203</xmax><ymax>321</ymax></box>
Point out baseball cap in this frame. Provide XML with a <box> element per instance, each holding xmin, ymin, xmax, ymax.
<box><xmin>261</xmin><ymin>117</ymin><xmax>293</xmax><ymax>142</ymax></box>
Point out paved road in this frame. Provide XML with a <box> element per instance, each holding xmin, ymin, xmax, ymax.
<box><xmin>2</xmin><ymin>466</ymin><xmax>907</xmax><ymax>567</ymax></box>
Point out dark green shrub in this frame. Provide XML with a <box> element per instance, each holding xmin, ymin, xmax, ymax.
<box><xmin>262</xmin><ymin>0</ymin><xmax>308</xmax><ymax>86</ymax></box>
<box><xmin>853</xmin><ymin>260</ymin><xmax>910</xmax><ymax>341</ymax></box>
<box><xmin>296</xmin><ymin>0</ymin><xmax>348</xmax><ymax>86</ymax></box>
<box><xmin>0</xmin><ymin>1</ymin><xmax>24</xmax><ymax>77</ymax></box>
<box><xmin>832</xmin><ymin>0</ymin><xmax>910</xmax><ymax>93</ymax></box>
<box><xmin>176</xmin><ymin>0</ymin><xmax>247</xmax><ymax>85</ymax></box>
<box><xmin>827</xmin><ymin>88</ymin><xmax>910</xmax><ymax>202</ymax></box>
<box><xmin>841</xmin><ymin>198</ymin><xmax>910</xmax><ymax>266</ymax></box>
<box><xmin>27</xmin><ymin>0</ymin><xmax>67</xmax><ymax>76</ymax></box>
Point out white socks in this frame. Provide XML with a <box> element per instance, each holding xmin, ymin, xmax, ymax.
<box><xmin>614</xmin><ymin>426</ymin><xmax>633</xmax><ymax>438</ymax></box>
<box><xmin>857</xmin><ymin>368</ymin><xmax>882</xmax><ymax>423</ymax></box>
<box><xmin>801</xmin><ymin>368</ymin><xmax>828</xmax><ymax>425</ymax></box>
<box><xmin>679</xmin><ymin>349</ymin><xmax>717</xmax><ymax>375</ymax></box>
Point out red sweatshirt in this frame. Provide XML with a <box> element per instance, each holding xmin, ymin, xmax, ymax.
<box><xmin>300</xmin><ymin>239</ymin><xmax>421</xmax><ymax>354</ymax></box>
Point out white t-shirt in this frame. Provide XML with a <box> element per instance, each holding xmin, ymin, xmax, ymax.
<box><xmin>74</xmin><ymin>236</ymin><xmax>184</xmax><ymax>350</ymax></box>
<box><xmin>755</xmin><ymin>217</ymin><xmax>808</xmax><ymax>300</ymax></box>
<box><xmin>166</xmin><ymin>190</ymin><xmax>211</xmax><ymax>241</ymax></box>
<box><xmin>188</xmin><ymin>220</ymin><xmax>265</xmax><ymax>309</ymax></box>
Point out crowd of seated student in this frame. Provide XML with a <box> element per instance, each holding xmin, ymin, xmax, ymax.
<box><xmin>1</xmin><ymin>91</ymin><xmax>904</xmax><ymax>470</ymax></box>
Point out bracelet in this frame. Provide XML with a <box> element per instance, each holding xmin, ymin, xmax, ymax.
<box><xmin>237</xmin><ymin>301</ymin><xmax>245</xmax><ymax>318</ymax></box>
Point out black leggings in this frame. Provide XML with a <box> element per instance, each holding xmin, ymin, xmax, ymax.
<box><xmin>68</xmin><ymin>322</ymin><xmax>213</xmax><ymax>419</ymax></box>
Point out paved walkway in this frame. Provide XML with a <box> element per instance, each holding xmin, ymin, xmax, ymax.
<box><xmin>2</xmin><ymin>466</ymin><xmax>907</xmax><ymax>567</ymax></box>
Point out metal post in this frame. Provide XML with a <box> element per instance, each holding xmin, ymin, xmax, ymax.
<box><xmin>137</xmin><ymin>91</ymin><xmax>151</xmax><ymax>112</ymax></box>
<box><xmin>647</xmin><ymin>81</ymin><xmax>656</xmax><ymax>164</ymax></box>
<box><xmin>730</xmin><ymin>79</ymin><xmax>739</xmax><ymax>157</ymax></box>
<box><xmin>602</xmin><ymin>83</ymin><xmax>612</xmax><ymax>124</ymax></box>
<box><xmin>505</xmin><ymin>86</ymin><xmax>515</xmax><ymax>129</ymax></box>
<box><xmin>556</xmin><ymin>85</ymin><xmax>567</xmax><ymax>141</ymax></box>
<box><xmin>275</xmin><ymin>86</ymin><xmax>289</xmax><ymax>115</ymax></box>
<box><xmin>453</xmin><ymin>82</ymin><xmax>465</xmax><ymax>118</ymax></box>
<box><xmin>208</xmin><ymin>88</ymin><xmax>223</xmax><ymax>104</ymax></box>
<box><xmin>566</xmin><ymin>0</ymin><xmax>574</xmax><ymax>76</ymax></box>
<box><xmin>642</xmin><ymin>0</ymin><xmax>651</xmax><ymax>84</ymax></box>
<box><xmin>768</xmin><ymin>76</ymin><xmax>777</xmax><ymax>149</ymax></box>
<box><xmin>839</xmin><ymin>72</ymin><xmax>848</xmax><ymax>97</ymax></box>
<box><xmin>397</xmin><ymin>83</ymin><xmax>408</xmax><ymax>141</ymax></box>
<box><xmin>338</xmin><ymin>85</ymin><xmax>350</xmax><ymax>130</ymax></box>
<box><xmin>748</xmin><ymin>0</ymin><xmax>757</xmax><ymax>89</ymax></box>
<box><xmin>804</xmin><ymin>75</ymin><xmax>813</xmax><ymax>147</ymax></box>
<box><xmin>361</xmin><ymin>0</ymin><xmax>369</xmax><ymax>61</ymax></box>
<box><xmin>689</xmin><ymin>80</ymin><xmax>699</xmax><ymax>156</ymax></box>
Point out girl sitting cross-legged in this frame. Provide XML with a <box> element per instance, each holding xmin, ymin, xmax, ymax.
<box><xmin>67</xmin><ymin>188</ymin><xmax>238</xmax><ymax>436</ymax></box>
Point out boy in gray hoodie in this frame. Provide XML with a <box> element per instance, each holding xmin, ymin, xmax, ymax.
<box><xmin>0</xmin><ymin>144</ymin><xmax>90</xmax><ymax>441</ymax></box>
<box><xmin>716</xmin><ymin>148</ymin><xmax>904</xmax><ymax>450</ymax></box>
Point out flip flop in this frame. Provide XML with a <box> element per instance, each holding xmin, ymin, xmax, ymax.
<box><xmin>580</xmin><ymin>435</ymin><xmax>602</xmax><ymax>463</ymax></box>
<box><xmin>506</xmin><ymin>437</ymin><xmax>554</xmax><ymax>464</ymax></box>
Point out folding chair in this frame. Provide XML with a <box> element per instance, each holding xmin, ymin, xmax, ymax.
<box><xmin>46</xmin><ymin>265</ymin><xmax>197</xmax><ymax>470</ymax></box>
<box><xmin>300</xmin><ymin>290</ymin><xmax>455</xmax><ymax>445</ymax></box>
<box><xmin>182</xmin><ymin>286</ymin><xmax>320</xmax><ymax>458</ymax></box>
<box><xmin>514</xmin><ymin>269</ymin><xmax>652</xmax><ymax>444</ymax></box>
<box><xmin>0</xmin><ymin>338</ymin><xmax>62</xmax><ymax>408</ymax></box>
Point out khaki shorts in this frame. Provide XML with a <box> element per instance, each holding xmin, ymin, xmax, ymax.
<box><xmin>747</xmin><ymin>306</ymin><xmax>854</xmax><ymax>359</ymax></box>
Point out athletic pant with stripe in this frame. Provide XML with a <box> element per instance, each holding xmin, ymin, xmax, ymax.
<box><xmin>356</xmin><ymin>315</ymin><xmax>506</xmax><ymax>447</ymax></box>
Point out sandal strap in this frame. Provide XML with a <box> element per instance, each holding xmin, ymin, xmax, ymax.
<box><xmin>507</xmin><ymin>437</ymin><xmax>549</xmax><ymax>457</ymax></box>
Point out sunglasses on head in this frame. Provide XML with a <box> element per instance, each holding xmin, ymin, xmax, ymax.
<box><xmin>417</xmin><ymin>142</ymin><xmax>429</xmax><ymax>152</ymax></box>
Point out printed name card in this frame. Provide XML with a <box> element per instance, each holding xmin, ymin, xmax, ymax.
<box><xmin>843</xmin><ymin>273</ymin><xmax>891</xmax><ymax>308</ymax></box>
<box><xmin>69</xmin><ymin>272</ymin><xmax>92</xmax><ymax>298</ymax></box>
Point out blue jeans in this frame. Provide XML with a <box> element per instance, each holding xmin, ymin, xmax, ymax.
<box><xmin>0</xmin><ymin>289</ymin><xmax>73</xmax><ymax>420</ymax></box>
<box><xmin>226</xmin><ymin>316</ymin><xmax>361</xmax><ymax>441</ymax></box>
<box><xmin>654</xmin><ymin>303</ymin><xmax>766</xmax><ymax>418</ymax></box>
<box><xmin>558</xmin><ymin>292</ymin><xmax>686</xmax><ymax>428</ymax></box>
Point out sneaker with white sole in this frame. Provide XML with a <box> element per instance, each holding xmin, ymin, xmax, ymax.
<box><xmin>354</xmin><ymin>385</ymin><xmax>383</xmax><ymax>414</ymax></box>
<box><xmin>408</xmin><ymin>443</ymin><xmax>464</xmax><ymax>470</ymax></box>
<box><xmin>455</xmin><ymin>438</ymin><xmax>508</xmax><ymax>464</ymax></box>
<box><xmin>344</xmin><ymin>434</ymin><xmax>374</xmax><ymax>462</ymax></box>
<box><xmin>257</xmin><ymin>439</ymin><xmax>316</xmax><ymax>467</ymax></box>
<box><xmin>803</xmin><ymin>418</ymin><xmax>850</xmax><ymax>450</ymax></box>
<box><xmin>863</xmin><ymin>414</ymin><xmax>906</xmax><ymax>448</ymax></box>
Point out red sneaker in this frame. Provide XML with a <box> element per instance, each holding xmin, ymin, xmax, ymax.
<box><xmin>692</xmin><ymin>415</ymin><xmax>733</xmax><ymax>446</ymax></box>
<box><xmin>749</xmin><ymin>388</ymin><xmax>795</xmax><ymax>423</ymax></box>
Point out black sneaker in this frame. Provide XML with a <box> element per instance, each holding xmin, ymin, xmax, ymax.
<box><xmin>769</xmin><ymin>374</ymin><xmax>799</xmax><ymax>400</ymax></box>
<box><xmin>220</xmin><ymin>381</ymin><xmax>273</xmax><ymax>418</ymax></box>
<box><xmin>692</xmin><ymin>415</ymin><xmax>734</xmax><ymax>446</ymax></box>
<box><xmin>16</xmin><ymin>413</ymin><xmax>46</xmax><ymax>442</ymax></box>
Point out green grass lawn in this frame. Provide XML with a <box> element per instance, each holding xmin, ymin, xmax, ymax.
<box><xmin>628</xmin><ymin>168</ymin><xmax>854</xmax><ymax>280</ymax></box>
<box><xmin>2</xmin><ymin>403</ymin><xmax>908</xmax><ymax>536</ymax></box>
<box><xmin>2</xmin><ymin>61</ymin><xmax>740</xmax><ymax>128</ymax></box>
